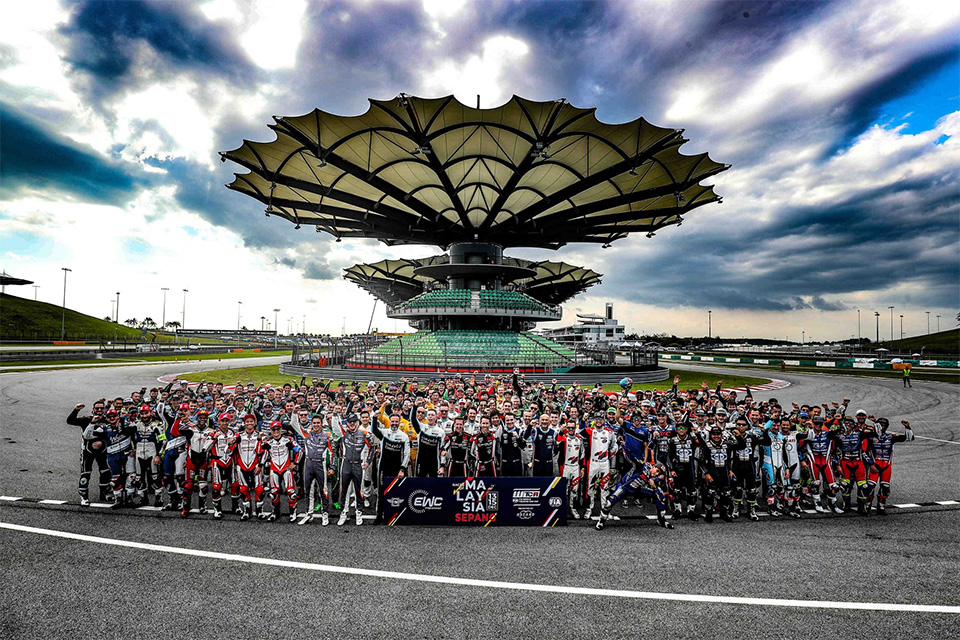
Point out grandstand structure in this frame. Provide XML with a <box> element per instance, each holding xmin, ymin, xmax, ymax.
<box><xmin>221</xmin><ymin>95</ymin><xmax>728</xmax><ymax>373</ymax></box>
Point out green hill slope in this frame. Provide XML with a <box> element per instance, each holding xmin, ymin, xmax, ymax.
<box><xmin>0</xmin><ymin>292</ymin><xmax>168</xmax><ymax>342</ymax></box>
<box><xmin>876</xmin><ymin>328</ymin><xmax>959</xmax><ymax>357</ymax></box>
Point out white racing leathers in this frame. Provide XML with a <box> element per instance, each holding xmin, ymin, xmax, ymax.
<box><xmin>582</xmin><ymin>426</ymin><xmax>618</xmax><ymax>518</ymax></box>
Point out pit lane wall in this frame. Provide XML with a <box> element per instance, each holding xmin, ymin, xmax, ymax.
<box><xmin>659</xmin><ymin>354</ymin><xmax>959</xmax><ymax>369</ymax></box>
<box><xmin>382</xmin><ymin>476</ymin><xmax>567</xmax><ymax>526</ymax></box>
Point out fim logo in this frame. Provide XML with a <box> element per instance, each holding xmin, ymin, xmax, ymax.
<box><xmin>548</xmin><ymin>497</ymin><xmax>562</xmax><ymax>508</ymax></box>
<box><xmin>408</xmin><ymin>489</ymin><xmax>443</xmax><ymax>514</ymax></box>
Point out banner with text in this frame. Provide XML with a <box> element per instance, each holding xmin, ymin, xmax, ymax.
<box><xmin>382</xmin><ymin>476</ymin><xmax>567</xmax><ymax>527</ymax></box>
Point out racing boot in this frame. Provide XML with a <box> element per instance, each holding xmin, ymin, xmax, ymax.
<box><xmin>320</xmin><ymin>513</ymin><xmax>329</xmax><ymax>526</ymax></box>
<box><xmin>748</xmin><ymin>504</ymin><xmax>759</xmax><ymax>521</ymax></box>
<box><xmin>876</xmin><ymin>503</ymin><xmax>887</xmax><ymax>516</ymax></box>
<box><xmin>213</xmin><ymin>508</ymin><xmax>223</xmax><ymax>520</ymax></box>
<box><xmin>595</xmin><ymin>510</ymin><xmax>610</xmax><ymax>531</ymax></box>
<box><xmin>720</xmin><ymin>505</ymin><xmax>733</xmax><ymax>523</ymax></box>
<box><xmin>198</xmin><ymin>497</ymin><xmax>207</xmax><ymax>514</ymax></box>
<box><xmin>240</xmin><ymin>501</ymin><xmax>250</xmax><ymax>521</ymax></box>
<box><xmin>829</xmin><ymin>497</ymin><xmax>844</xmax><ymax>514</ymax></box>
<box><xmin>109</xmin><ymin>492</ymin><xmax>125</xmax><ymax>510</ymax></box>
<box><xmin>704</xmin><ymin>506</ymin><xmax>714</xmax><ymax>523</ymax></box>
<box><xmin>656</xmin><ymin>510</ymin><xmax>675</xmax><ymax>530</ymax></box>
<box><xmin>79</xmin><ymin>497</ymin><xmax>91</xmax><ymax>507</ymax></box>
<box><xmin>180</xmin><ymin>506</ymin><xmax>189</xmax><ymax>519</ymax></box>
<box><xmin>153</xmin><ymin>495</ymin><xmax>163</xmax><ymax>508</ymax></box>
<box><xmin>355</xmin><ymin>509</ymin><xmax>363</xmax><ymax>526</ymax></box>
<box><xmin>288</xmin><ymin>509</ymin><xmax>299</xmax><ymax>523</ymax></box>
<box><xmin>267</xmin><ymin>510</ymin><xmax>278</xmax><ymax>522</ymax></box>
<box><xmin>730</xmin><ymin>500</ymin><xmax>741</xmax><ymax>520</ymax></box>
<box><xmin>337</xmin><ymin>511</ymin><xmax>348</xmax><ymax>526</ymax></box>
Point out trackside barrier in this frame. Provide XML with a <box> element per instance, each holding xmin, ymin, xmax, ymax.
<box><xmin>658</xmin><ymin>355</ymin><xmax>958</xmax><ymax>369</ymax></box>
<box><xmin>382</xmin><ymin>476</ymin><xmax>567</xmax><ymax>526</ymax></box>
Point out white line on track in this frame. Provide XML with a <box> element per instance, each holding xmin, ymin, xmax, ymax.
<box><xmin>914</xmin><ymin>435</ymin><xmax>960</xmax><ymax>445</ymax></box>
<box><xmin>1</xmin><ymin>520</ymin><xmax>957</xmax><ymax>614</ymax></box>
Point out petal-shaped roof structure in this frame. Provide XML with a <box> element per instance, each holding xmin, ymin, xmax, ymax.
<box><xmin>344</xmin><ymin>255</ymin><xmax>601</xmax><ymax>306</ymax></box>
<box><xmin>221</xmin><ymin>94</ymin><xmax>728</xmax><ymax>248</ymax></box>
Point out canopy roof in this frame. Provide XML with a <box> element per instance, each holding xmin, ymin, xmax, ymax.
<box><xmin>221</xmin><ymin>94</ymin><xmax>728</xmax><ymax>249</ymax></box>
<box><xmin>343</xmin><ymin>255</ymin><xmax>601</xmax><ymax>306</ymax></box>
<box><xmin>0</xmin><ymin>271</ymin><xmax>33</xmax><ymax>286</ymax></box>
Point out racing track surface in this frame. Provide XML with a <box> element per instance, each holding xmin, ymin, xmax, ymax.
<box><xmin>1</xmin><ymin>359</ymin><xmax>958</xmax><ymax>638</ymax></box>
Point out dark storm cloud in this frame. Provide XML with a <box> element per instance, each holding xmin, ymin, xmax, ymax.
<box><xmin>151</xmin><ymin>156</ymin><xmax>299</xmax><ymax>251</ymax></box>
<box><xmin>59</xmin><ymin>0</ymin><xmax>256</xmax><ymax>105</ymax></box>
<box><xmin>16</xmin><ymin>0</ymin><xmax>954</xmax><ymax>312</ymax></box>
<box><xmin>0</xmin><ymin>102</ymin><xmax>142</xmax><ymax>205</ymax></box>
<box><xmin>600</xmin><ymin>170</ymin><xmax>960</xmax><ymax>311</ymax></box>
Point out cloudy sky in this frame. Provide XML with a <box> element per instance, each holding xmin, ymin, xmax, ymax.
<box><xmin>2</xmin><ymin>0</ymin><xmax>958</xmax><ymax>342</ymax></box>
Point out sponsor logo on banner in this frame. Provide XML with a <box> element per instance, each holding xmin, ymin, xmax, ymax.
<box><xmin>513</xmin><ymin>488</ymin><xmax>541</xmax><ymax>506</ymax></box>
<box><xmin>409</xmin><ymin>489</ymin><xmax>443</xmax><ymax>513</ymax></box>
<box><xmin>382</xmin><ymin>477</ymin><xmax>566</xmax><ymax>526</ymax></box>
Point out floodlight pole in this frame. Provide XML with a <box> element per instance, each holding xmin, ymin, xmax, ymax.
<box><xmin>182</xmin><ymin>289</ymin><xmax>188</xmax><ymax>329</ymax></box>
<box><xmin>237</xmin><ymin>302</ymin><xmax>242</xmax><ymax>348</ymax></box>
<box><xmin>874</xmin><ymin>311</ymin><xmax>880</xmax><ymax>344</ymax></box>
<box><xmin>708</xmin><ymin>310</ymin><xmax>712</xmax><ymax>339</ymax></box>
<box><xmin>60</xmin><ymin>267</ymin><xmax>71</xmax><ymax>339</ymax></box>
<box><xmin>161</xmin><ymin>287</ymin><xmax>169</xmax><ymax>333</ymax></box>
<box><xmin>926</xmin><ymin>311</ymin><xmax>930</xmax><ymax>335</ymax></box>
<box><xmin>273</xmin><ymin>309</ymin><xmax>280</xmax><ymax>348</ymax></box>
<box><xmin>32</xmin><ymin>285</ymin><xmax>39</xmax><ymax>300</ymax></box>
<box><xmin>888</xmin><ymin>306</ymin><xmax>894</xmax><ymax>341</ymax></box>
<box><xmin>899</xmin><ymin>314</ymin><xmax>903</xmax><ymax>340</ymax></box>
<box><xmin>936</xmin><ymin>315</ymin><xmax>941</xmax><ymax>333</ymax></box>
<box><xmin>116</xmin><ymin>291</ymin><xmax>120</xmax><ymax>323</ymax></box>
<box><xmin>857</xmin><ymin>309</ymin><xmax>861</xmax><ymax>347</ymax></box>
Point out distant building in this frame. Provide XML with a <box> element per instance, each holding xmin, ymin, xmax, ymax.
<box><xmin>540</xmin><ymin>303</ymin><xmax>625</xmax><ymax>345</ymax></box>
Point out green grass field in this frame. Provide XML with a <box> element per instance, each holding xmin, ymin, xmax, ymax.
<box><xmin>0</xmin><ymin>292</ymin><xmax>270</xmax><ymax>345</ymax></box>
<box><xmin>1</xmin><ymin>350</ymin><xmax>292</xmax><ymax>373</ymax></box>
<box><xmin>0</xmin><ymin>292</ymin><xmax>175</xmax><ymax>342</ymax></box>
<box><xmin>177</xmin><ymin>365</ymin><xmax>770</xmax><ymax>392</ymax></box>
<box><xmin>875</xmin><ymin>328</ymin><xmax>959</xmax><ymax>356</ymax></box>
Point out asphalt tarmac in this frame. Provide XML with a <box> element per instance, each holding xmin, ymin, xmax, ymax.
<box><xmin>1</xmin><ymin>359</ymin><xmax>958</xmax><ymax>638</ymax></box>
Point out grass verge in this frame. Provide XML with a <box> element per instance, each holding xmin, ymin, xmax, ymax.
<box><xmin>177</xmin><ymin>365</ymin><xmax>771</xmax><ymax>392</ymax></box>
<box><xmin>1</xmin><ymin>350</ymin><xmax>292</xmax><ymax>372</ymax></box>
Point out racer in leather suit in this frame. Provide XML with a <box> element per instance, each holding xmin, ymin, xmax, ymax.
<box><xmin>596</xmin><ymin>417</ymin><xmax>674</xmax><ymax>531</ymax></box>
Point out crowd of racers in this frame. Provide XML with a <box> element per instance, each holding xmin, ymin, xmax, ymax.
<box><xmin>67</xmin><ymin>372</ymin><xmax>915</xmax><ymax>529</ymax></box>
